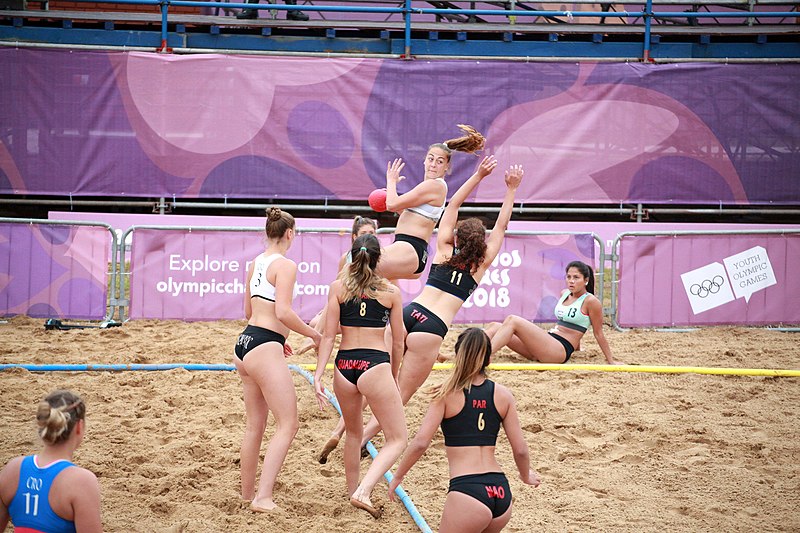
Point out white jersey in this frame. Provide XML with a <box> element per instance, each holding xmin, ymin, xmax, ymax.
<box><xmin>407</xmin><ymin>178</ymin><xmax>447</xmax><ymax>221</ymax></box>
<box><xmin>250</xmin><ymin>253</ymin><xmax>298</xmax><ymax>301</ymax></box>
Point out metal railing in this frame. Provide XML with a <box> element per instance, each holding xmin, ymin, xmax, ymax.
<box><xmin>3</xmin><ymin>0</ymin><xmax>797</xmax><ymax>59</ymax></box>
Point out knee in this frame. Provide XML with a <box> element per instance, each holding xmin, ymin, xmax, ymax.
<box><xmin>276</xmin><ymin>418</ymin><xmax>299</xmax><ymax>437</ymax></box>
<box><xmin>503</xmin><ymin>314</ymin><xmax>521</xmax><ymax>327</ymax></box>
<box><xmin>386</xmin><ymin>428</ymin><xmax>408</xmax><ymax>449</ymax></box>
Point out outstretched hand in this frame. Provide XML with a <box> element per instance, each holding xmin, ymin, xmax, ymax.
<box><xmin>505</xmin><ymin>164</ymin><xmax>524</xmax><ymax>189</ymax></box>
<box><xmin>283</xmin><ymin>343</ymin><xmax>294</xmax><ymax>358</ymax></box>
<box><xmin>386</xmin><ymin>158</ymin><xmax>406</xmax><ymax>184</ymax></box>
<box><xmin>476</xmin><ymin>155</ymin><xmax>498</xmax><ymax>180</ymax></box>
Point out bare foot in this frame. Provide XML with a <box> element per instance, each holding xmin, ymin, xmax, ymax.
<box><xmin>318</xmin><ymin>436</ymin><xmax>340</xmax><ymax>464</ymax></box>
<box><xmin>350</xmin><ymin>496</ymin><xmax>382</xmax><ymax>519</ymax></box>
<box><xmin>250</xmin><ymin>499</ymin><xmax>279</xmax><ymax>513</ymax></box>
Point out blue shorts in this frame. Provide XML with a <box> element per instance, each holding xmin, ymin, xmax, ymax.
<box><xmin>235</xmin><ymin>325</ymin><xmax>286</xmax><ymax>361</ymax></box>
<box><xmin>448</xmin><ymin>472</ymin><xmax>512</xmax><ymax>518</ymax></box>
<box><xmin>335</xmin><ymin>348</ymin><xmax>390</xmax><ymax>385</ymax></box>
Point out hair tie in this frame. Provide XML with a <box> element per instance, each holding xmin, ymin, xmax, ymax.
<box><xmin>360</xmin><ymin>246</ymin><xmax>367</xmax><ymax>252</ymax></box>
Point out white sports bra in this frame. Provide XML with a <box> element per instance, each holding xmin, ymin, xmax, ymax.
<box><xmin>250</xmin><ymin>253</ymin><xmax>298</xmax><ymax>302</ymax></box>
<box><xmin>407</xmin><ymin>178</ymin><xmax>447</xmax><ymax>222</ymax></box>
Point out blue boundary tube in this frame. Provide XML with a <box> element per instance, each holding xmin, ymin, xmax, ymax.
<box><xmin>287</xmin><ymin>364</ymin><xmax>432</xmax><ymax>533</ymax></box>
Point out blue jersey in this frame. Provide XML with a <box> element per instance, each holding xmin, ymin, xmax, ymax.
<box><xmin>8</xmin><ymin>455</ymin><xmax>76</xmax><ymax>533</ymax></box>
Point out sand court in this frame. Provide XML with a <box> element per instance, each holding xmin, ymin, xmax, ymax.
<box><xmin>1</xmin><ymin>316</ymin><xmax>799</xmax><ymax>532</ymax></box>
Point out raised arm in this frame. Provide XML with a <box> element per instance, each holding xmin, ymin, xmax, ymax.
<box><xmin>437</xmin><ymin>155</ymin><xmax>498</xmax><ymax>249</ymax></box>
<box><xmin>384</xmin><ymin>159</ymin><xmax>446</xmax><ymax>213</ymax></box>
<box><xmin>482</xmin><ymin>164</ymin><xmax>523</xmax><ymax>267</ymax></box>
<box><xmin>314</xmin><ymin>282</ymin><xmax>341</xmax><ymax>409</ymax></box>
<box><xmin>387</xmin><ymin>398</ymin><xmax>446</xmax><ymax>500</ymax></box>
<box><xmin>496</xmin><ymin>384</ymin><xmax>540</xmax><ymax>487</ymax></box>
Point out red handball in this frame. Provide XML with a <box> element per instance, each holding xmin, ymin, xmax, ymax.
<box><xmin>368</xmin><ymin>188</ymin><xmax>388</xmax><ymax>212</ymax></box>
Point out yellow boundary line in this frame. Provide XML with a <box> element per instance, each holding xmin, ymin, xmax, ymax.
<box><xmin>298</xmin><ymin>363</ymin><xmax>800</xmax><ymax>378</ymax></box>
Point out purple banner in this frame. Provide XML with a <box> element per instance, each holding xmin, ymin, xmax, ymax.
<box><xmin>2</xmin><ymin>49</ymin><xmax>799</xmax><ymax>205</ymax></box>
<box><xmin>127</xmin><ymin>228</ymin><xmax>595</xmax><ymax>323</ymax></box>
<box><xmin>0</xmin><ymin>223</ymin><xmax>111</xmax><ymax>319</ymax></box>
<box><xmin>617</xmin><ymin>233</ymin><xmax>800</xmax><ymax>327</ymax></box>
<box><xmin>457</xmin><ymin>233</ymin><xmax>597</xmax><ymax>324</ymax></box>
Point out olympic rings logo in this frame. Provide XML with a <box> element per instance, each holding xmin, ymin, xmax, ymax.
<box><xmin>689</xmin><ymin>276</ymin><xmax>725</xmax><ymax>298</ymax></box>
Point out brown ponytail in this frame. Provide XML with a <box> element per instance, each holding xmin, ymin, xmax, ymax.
<box><xmin>339</xmin><ymin>234</ymin><xmax>390</xmax><ymax>302</ymax></box>
<box><xmin>427</xmin><ymin>328</ymin><xmax>491</xmax><ymax>401</ymax></box>
<box><xmin>429</xmin><ymin>124</ymin><xmax>486</xmax><ymax>161</ymax></box>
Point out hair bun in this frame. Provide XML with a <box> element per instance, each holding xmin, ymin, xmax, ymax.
<box><xmin>267</xmin><ymin>207</ymin><xmax>283</xmax><ymax>222</ymax></box>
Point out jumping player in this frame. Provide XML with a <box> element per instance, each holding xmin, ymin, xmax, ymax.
<box><xmin>357</xmin><ymin>159</ymin><xmax>523</xmax><ymax>448</ymax></box>
<box><xmin>378</xmin><ymin>124</ymin><xmax>486</xmax><ymax>281</ymax></box>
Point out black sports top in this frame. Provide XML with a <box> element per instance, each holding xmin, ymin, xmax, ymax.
<box><xmin>426</xmin><ymin>264</ymin><xmax>478</xmax><ymax>301</ymax></box>
<box><xmin>340</xmin><ymin>296</ymin><xmax>390</xmax><ymax>328</ymax></box>
<box><xmin>441</xmin><ymin>380</ymin><xmax>503</xmax><ymax>447</ymax></box>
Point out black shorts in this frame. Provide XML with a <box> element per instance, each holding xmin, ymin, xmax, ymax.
<box><xmin>335</xmin><ymin>348</ymin><xmax>390</xmax><ymax>385</ymax></box>
<box><xmin>548</xmin><ymin>331</ymin><xmax>574</xmax><ymax>363</ymax></box>
<box><xmin>448</xmin><ymin>472</ymin><xmax>512</xmax><ymax>519</ymax></box>
<box><xmin>403</xmin><ymin>302</ymin><xmax>448</xmax><ymax>339</ymax></box>
<box><xmin>235</xmin><ymin>325</ymin><xmax>286</xmax><ymax>361</ymax></box>
<box><xmin>393</xmin><ymin>233</ymin><xmax>429</xmax><ymax>274</ymax></box>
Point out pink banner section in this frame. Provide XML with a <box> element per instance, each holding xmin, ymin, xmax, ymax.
<box><xmin>0</xmin><ymin>223</ymin><xmax>111</xmax><ymax>320</ymax></box>
<box><xmin>617</xmin><ymin>232</ymin><xmax>800</xmax><ymax>327</ymax></box>
<box><xmin>128</xmin><ymin>229</ymin><xmax>351</xmax><ymax>321</ymax></box>
<box><xmin>128</xmin><ymin>228</ymin><xmax>595</xmax><ymax>323</ymax></box>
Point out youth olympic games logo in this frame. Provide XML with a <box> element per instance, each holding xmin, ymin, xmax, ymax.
<box><xmin>680</xmin><ymin>246</ymin><xmax>777</xmax><ymax>315</ymax></box>
<box><xmin>689</xmin><ymin>275</ymin><xmax>725</xmax><ymax>298</ymax></box>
